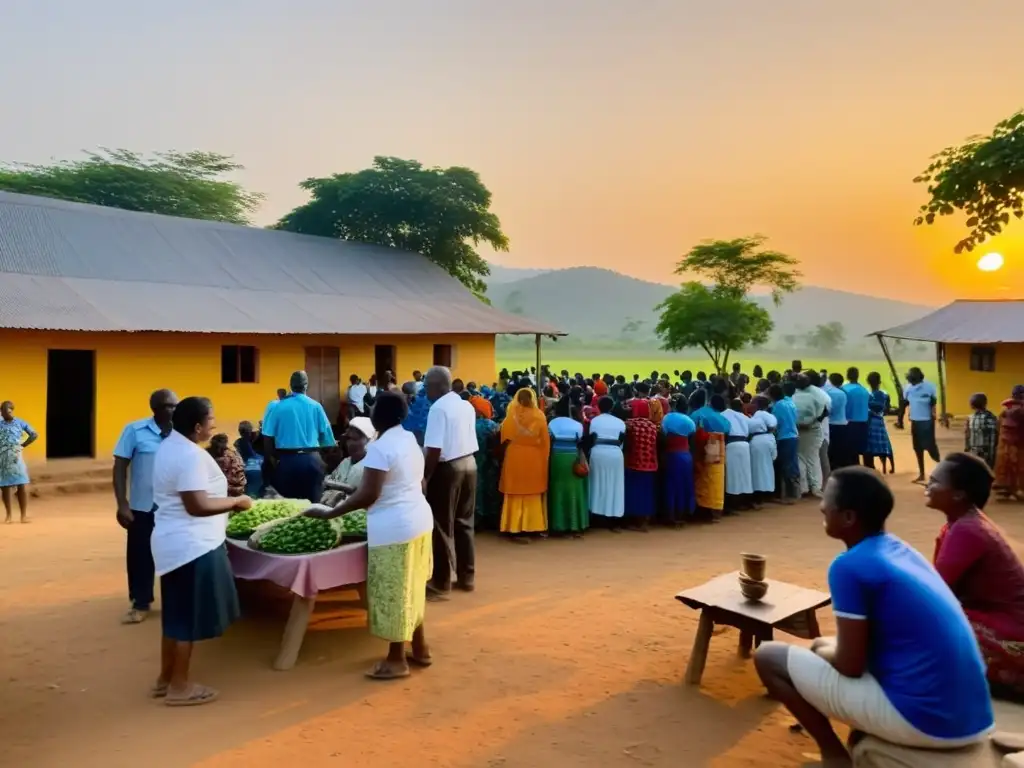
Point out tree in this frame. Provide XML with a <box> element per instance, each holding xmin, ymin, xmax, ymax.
<box><xmin>503</xmin><ymin>289</ymin><xmax>525</xmax><ymax>316</ymax></box>
<box><xmin>805</xmin><ymin>321</ymin><xmax>846</xmax><ymax>351</ymax></box>
<box><xmin>276</xmin><ymin>156</ymin><xmax>508</xmax><ymax>294</ymax></box>
<box><xmin>674</xmin><ymin>235</ymin><xmax>801</xmax><ymax>306</ymax></box>
<box><xmin>914</xmin><ymin>110</ymin><xmax>1024</xmax><ymax>253</ymax></box>
<box><xmin>619</xmin><ymin>316</ymin><xmax>647</xmax><ymax>341</ymax></box>
<box><xmin>782</xmin><ymin>334</ymin><xmax>799</xmax><ymax>348</ymax></box>
<box><xmin>655</xmin><ymin>284</ymin><xmax>773</xmax><ymax>373</ymax></box>
<box><xmin>0</xmin><ymin>149</ymin><xmax>262</xmax><ymax>224</ymax></box>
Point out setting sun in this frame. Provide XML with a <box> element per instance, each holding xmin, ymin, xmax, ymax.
<box><xmin>977</xmin><ymin>252</ymin><xmax>1005</xmax><ymax>272</ymax></box>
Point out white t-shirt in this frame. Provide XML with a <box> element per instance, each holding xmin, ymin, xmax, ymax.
<box><xmin>589</xmin><ymin>413</ymin><xmax>626</xmax><ymax>442</ymax></box>
<box><xmin>151</xmin><ymin>430</ymin><xmax>230</xmax><ymax>576</ymax></box>
<box><xmin>722</xmin><ymin>409</ymin><xmax>751</xmax><ymax>438</ymax></box>
<box><xmin>361</xmin><ymin>426</ymin><xmax>434</xmax><ymax>547</ymax></box>
<box><xmin>423</xmin><ymin>391</ymin><xmax>478</xmax><ymax>461</ymax></box>
<box><xmin>549</xmin><ymin>416</ymin><xmax>584</xmax><ymax>441</ymax></box>
<box><xmin>348</xmin><ymin>383</ymin><xmax>368</xmax><ymax>413</ymax></box>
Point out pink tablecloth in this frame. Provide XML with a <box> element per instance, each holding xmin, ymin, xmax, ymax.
<box><xmin>226</xmin><ymin>539</ymin><xmax>368</xmax><ymax>599</ymax></box>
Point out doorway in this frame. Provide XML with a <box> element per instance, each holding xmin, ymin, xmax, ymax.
<box><xmin>374</xmin><ymin>345</ymin><xmax>396</xmax><ymax>386</ymax></box>
<box><xmin>304</xmin><ymin>347</ymin><xmax>341</xmax><ymax>424</ymax></box>
<box><xmin>46</xmin><ymin>349</ymin><xmax>95</xmax><ymax>459</ymax></box>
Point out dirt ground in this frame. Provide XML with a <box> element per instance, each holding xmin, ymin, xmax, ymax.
<box><xmin>2</xmin><ymin>429</ymin><xmax>1021</xmax><ymax>768</ymax></box>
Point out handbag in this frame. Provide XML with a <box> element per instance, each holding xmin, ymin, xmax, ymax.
<box><xmin>572</xmin><ymin>445</ymin><xmax>590</xmax><ymax>477</ymax></box>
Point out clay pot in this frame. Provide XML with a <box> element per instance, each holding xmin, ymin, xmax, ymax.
<box><xmin>738</xmin><ymin>576</ymin><xmax>769</xmax><ymax>601</ymax></box>
<box><xmin>741</xmin><ymin>553</ymin><xmax>767</xmax><ymax>582</ymax></box>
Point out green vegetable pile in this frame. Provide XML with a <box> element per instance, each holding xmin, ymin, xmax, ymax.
<box><xmin>256</xmin><ymin>516</ymin><xmax>338</xmax><ymax>555</ymax></box>
<box><xmin>226</xmin><ymin>498</ymin><xmax>309</xmax><ymax>539</ymax></box>
<box><xmin>338</xmin><ymin>510</ymin><xmax>367</xmax><ymax>537</ymax></box>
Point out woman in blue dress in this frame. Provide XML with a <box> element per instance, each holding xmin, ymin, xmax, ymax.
<box><xmin>0</xmin><ymin>401</ymin><xmax>38</xmax><ymax>523</ymax></box>
<box><xmin>865</xmin><ymin>372</ymin><xmax>895</xmax><ymax>473</ymax></box>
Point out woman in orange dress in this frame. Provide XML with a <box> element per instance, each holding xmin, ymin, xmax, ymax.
<box><xmin>499</xmin><ymin>388</ymin><xmax>550</xmax><ymax>541</ymax></box>
<box><xmin>994</xmin><ymin>386</ymin><xmax>1024</xmax><ymax>501</ymax></box>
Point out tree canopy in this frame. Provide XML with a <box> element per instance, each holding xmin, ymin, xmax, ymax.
<box><xmin>674</xmin><ymin>235</ymin><xmax>801</xmax><ymax>306</ymax></box>
<box><xmin>0</xmin><ymin>149</ymin><xmax>262</xmax><ymax>224</ymax></box>
<box><xmin>655</xmin><ymin>283</ymin><xmax>773</xmax><ymax>373</ymax></box>
<box><xmin>275</xmin><ymin>156</ymin><xmax>508</xmax><ymax>295</ymax></box>
<box><xmin>805</xmin><ymin>321</ymin><xmax>846</xmax><ymax>351</ymax></box>
<box><xmin>914</xmin><ymin>110</ymin><xmax>1024</xmax><ymax>254</ymax></box>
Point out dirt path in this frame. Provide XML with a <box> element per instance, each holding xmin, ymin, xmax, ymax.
<box><xmin>2</xmin><ymin>430</ymin><xmax>1020</xmax><ymax>767</ymax></box>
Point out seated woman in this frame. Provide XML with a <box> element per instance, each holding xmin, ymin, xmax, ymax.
<box><xmin>321</xmin><ymin>417</ymin><xmax>375</xmax><ymax>508</ymax></box>
<box><xmin>927</xmin><ymin>451</ymin><xmax>1024</xmax><ymax>698</ymax></box>
<box><xmin>207</xmin><ymin>434</ymin><xmax>246</xmax><ymax>497</ymax></box>
<box><xmin>754</xmin><ymin>466</ymin><xmax>994</xmax><ymax>766</ymax></box>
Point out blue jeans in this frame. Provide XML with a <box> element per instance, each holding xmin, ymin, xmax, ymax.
<box><xmin>775</xmin><ymin>438</ymin><xmax>800</xmax><ymax>501</ymax></box>
<box><xmin>126</xmin><ymin>511</ymin><xmax>155</xmax><ymax>610</ymax></box>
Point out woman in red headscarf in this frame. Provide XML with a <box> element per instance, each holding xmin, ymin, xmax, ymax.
<box><xmin>624</xmin><ymin>399</ymin><xmax>658</xmax><ymax>531</ymax></box>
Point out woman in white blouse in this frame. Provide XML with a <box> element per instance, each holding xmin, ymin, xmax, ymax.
<box><xmin>306</xmin><ymin>392</ymin><xmax>434</xmax><ymax>680</ymax></box>
<box><xmin>151</xmin><ymin>397</ymin><xmax>252</xmax><ymax>706</ymax></box>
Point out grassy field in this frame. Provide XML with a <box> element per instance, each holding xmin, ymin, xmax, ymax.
<box><xmin>496</xmin><ymin>356</ymin><xmax>937</xmax><ymax>383</ymax></box>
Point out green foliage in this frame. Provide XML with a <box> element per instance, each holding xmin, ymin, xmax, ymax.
<box><xmin>675</xmin><ymin>235</ymin><xmax>801</xmax><ymax>306</ymax></box>
<box><xmin>276</xmin><ymin>156</ymin><xmax>508</xmax><ymax>294</ymax></box>
<box><xmin>0</xmin><ymin>149</ymin><xmax>262</xmax><ymax>224</ymax></box>
<box><xmin>655</xmin><ymin>283</ymin><xmax>773</xmax><ymax>373</ymax></box>
<box><xmin>914</xmin><ymin>110</ymin><xmax>1024</xmax><ymax>254</ymax></box>
<box><xmin>805</xmin><ymin>321</ymin><xmax>846</xmax><ymax>351</ymax></box>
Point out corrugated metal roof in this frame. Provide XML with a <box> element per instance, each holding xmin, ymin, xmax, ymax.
<box><xmin>0</xmin><ymin>192</ymin><xmax>562</xmax><ymax>336</ymax></box>
<box><xmin>873</xmin><ymin>300</ymin><xmax>1024</xmax><ymax>343</ymax></box>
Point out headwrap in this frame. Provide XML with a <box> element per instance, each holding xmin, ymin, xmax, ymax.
<box><xmin>470</xmin><ymin>395</ymin><xmax>493</xmax><ymax>419</ymax></box>
<box><xmin>593</xmin><ymin>379</ymin><xmax>609</xmax><ymax>397</ymax></box>
<box><xmin>1013</xmin><ymin>385</ymin><xmax>1024</xmax><ymax>401</ymax></box>
<box><xmin>348</xmin><ymin>416</ymin><xmax>376</xmax><ymax>441</ymax></box>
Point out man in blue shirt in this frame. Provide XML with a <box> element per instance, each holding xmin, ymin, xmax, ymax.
<box><xmin>262</xmin><ymin>371</ymin><xmax>336</xmax><ymax>502</ymax></box>
<box><xmin>113</xmin><ymin>389</ymin><xmax>178</xmax><ymax>624</ymax></box>
<box><xmin>754</xmin><ymin>467</ymin><xmax>993</xmax><ymax>763</ymax></box>
<box><xmin>898</xmin><ymin>366</ymin><xmax>940</xmax><ymax>484</ymax></box>
<box><xmin>842</xmin><ymin>367</ymin><xmax>871</xmax><ymax>467</ymax></box>
<box><xmin>824</xmin><ymin>373</ymin><xmax>851</xmax><ymax>470</ymax></box>
<box><xmin>769</xmin><ymin>383</ymin><xmax>799</xmax><ymax>504</ymax></box>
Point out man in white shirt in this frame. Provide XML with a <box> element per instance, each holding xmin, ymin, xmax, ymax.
<box><xmin>792</xmin><ymin>374</ymin><xmax>830</xmax><ymax>498</ymax></box>
<box><xmin>347</xmin><ymin>375</ymin><xmax>368</xmax><ymax>419</ymax></box>
<box><xmin>808</xmin><ymin>371</ymin><xmax>833</xmax><ymax>487</ymax></box>
<box><xmin>423</xmin><ymin>366</ymin><xmax>479</xmax><ymax>600</ymax></box>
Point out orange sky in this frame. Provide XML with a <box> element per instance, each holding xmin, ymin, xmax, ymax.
<box><xmin>2</xmin><ymin>1</ymin><xmax>1023</xmax><ymax>304</ymax></box>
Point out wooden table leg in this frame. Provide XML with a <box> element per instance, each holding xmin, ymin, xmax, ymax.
<box><xmin>685</xmin><ymin>610</ymin><xmax>715</xmax><ymax>685</ymax></box>
<box><xmin>356</xmin><ymin>581</ymin><xmax>368</xmax><ymax>609</ymax></box>
<box><xmin>273</xmin><ymin>594</ymin><xmax>316</xmax><ymax>671</ymax></box>
<box><xmin>738</xmin><ymin>630</ymin><xmax>754</xmax><ymax>659</ymax></box>
<box><xmin>805</xmin><ymin>609</ymin><xmax>821</xmax><ymax>639</ymax></box>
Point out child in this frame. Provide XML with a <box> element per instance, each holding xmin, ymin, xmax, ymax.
<box><xmin>965</xmin><ymin>393</ymin><xmax>998</xmax><ymax>469</ymax></box>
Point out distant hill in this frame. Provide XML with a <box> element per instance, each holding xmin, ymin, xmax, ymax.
<box><xmin>486</xmin><ymin>263</ymin><xmax>549</xmax><ymax>284</ymax></box>
<box><xmin>485</xmin><ymin>266</ymin><xmax>933</xmax><ymax>345</ymax></box>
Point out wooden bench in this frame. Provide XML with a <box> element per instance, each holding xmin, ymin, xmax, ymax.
<box><xmin>675</xmin><ymin>571</ymin><xmax>831</xmax><ymax>685</ymax></box>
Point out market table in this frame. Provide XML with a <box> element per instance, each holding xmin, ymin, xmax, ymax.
<box><xmin>226</xmin><ymin>538</ymin><xmax>368</xmax><ymax>671</ymax></box>
<box><xmin>675</xmin><ymin>571</ymin><xmax>831</xmax><ymax>685</ymax></box>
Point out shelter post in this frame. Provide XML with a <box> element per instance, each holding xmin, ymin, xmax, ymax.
<box><xmin>875</xmin><ymin>334</ymin><xmax>904</xmax><ymax>411</ymax></box>
<box><xmin>936</xmin><ymin>342</ymin><xmax>948</xmax><ymax>427</ymax></box>
<box><xmin>535</xmin><ymin>333</ymin><xmax>542</xmax><ymax>398</ymax></box>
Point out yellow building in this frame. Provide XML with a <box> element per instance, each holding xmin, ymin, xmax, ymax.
<box><xmin>0</xmin><ymin>192</ymin><xmax>558</xmax><ymax>460</ymax></box>
<box><xmin>876</xmin><ymin>300</ymin><xmax>1024</xmax><ymax>417</ymax></box>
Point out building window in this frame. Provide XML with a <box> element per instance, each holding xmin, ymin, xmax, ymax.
<box><xmin>969</xmin><ymin>346</ymin><xmax>996</xmax><ymax>373</ymax></box>
<box><xmin>433</xmin><ymin>344</ymin><xmax>453</xmax><ymax>368</ymax></box>
<box><xmin>221</xmin><ymin>345</ymin><xmax>259</xmax><ymax>383</ymax></box>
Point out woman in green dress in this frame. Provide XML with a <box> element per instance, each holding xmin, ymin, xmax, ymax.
<box><xmin>470</xmin><ymin>395</ymin><xmax>502</xmax><ymax>530</ymax></box>
<box><xmin>547</xmin><ymin>397</ymin><xmax>588</xmax><ymax>536</ymax></box>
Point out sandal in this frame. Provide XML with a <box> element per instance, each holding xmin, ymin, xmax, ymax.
<box><xmin>121</xmin><ymin>608</ymin><xmax>149</xmax><ymax>625</ymax></box>
<box><xmin>406</xmin><ymin>653</ymin><xmax>433</xmax><ymax>668</ymax></box>
<box><xmin>151</xmin><ymin>680</ymin><xmax>169</xmax><ymax>698</ymax></box>
<box><xmin>365</xmin><ymin>661</ymin><xmax>410</xmax><ymax>680</ymax></box>
<box><xmin>165</xmin><ymin>684</ymin><xmax>219</xmax><ymax>707</ymax></box>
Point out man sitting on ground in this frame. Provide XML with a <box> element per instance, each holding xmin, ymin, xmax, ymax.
<box><xmin>753</xmin><ymin>466</ymin><xmax>993</xmax><ymax>766</ymax></box>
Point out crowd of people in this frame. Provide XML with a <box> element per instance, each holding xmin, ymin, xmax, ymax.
<box><xmin>6</xmin><ymin>358</ymin><xmax>1024</xmax><ymax>737</ymax></box>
